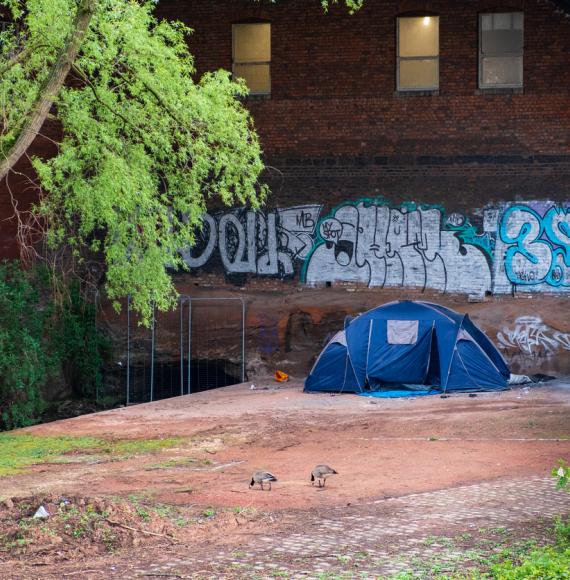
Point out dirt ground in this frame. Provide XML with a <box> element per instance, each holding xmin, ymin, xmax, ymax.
<box><xmin>1</xmin><ymin>379</ymin><xmax>570</xmax><ymax>576</ymax></box>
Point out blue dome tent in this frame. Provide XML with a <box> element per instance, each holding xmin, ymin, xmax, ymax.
<box><xmin>304</xmin><ymin>301</ymin><xmax>510</xmax><ymax>396</ymax></box>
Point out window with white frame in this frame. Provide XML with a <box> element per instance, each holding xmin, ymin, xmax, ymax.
<box><xmin>479</xmin><ymin>12</ymin><xmax>523</xmax><ymax>88</ymax></box>
<box><xmin>397</xmin><ymin>15</ymin><xmax>439</xmax><ymax>91</ymax></box>
<box><xmin>232</xmin><ymin>22</ymin><xmax>271</xmax><ymax>95</ymax></box>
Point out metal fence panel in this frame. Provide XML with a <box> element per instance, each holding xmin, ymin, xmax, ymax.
<box><xmin>126</xmin><ymin>296</ymin><xmax>244</xmax><ymax>404</ymax></box>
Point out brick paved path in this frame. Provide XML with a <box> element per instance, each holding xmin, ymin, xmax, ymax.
<box><xmin>116</xmin><ymin>476</ymin><xmax>569</xmax><ymax>579</ymax></box>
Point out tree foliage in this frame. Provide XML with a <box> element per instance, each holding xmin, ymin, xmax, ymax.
<box><xmin>1</xmin><ymin>0</ymin><xmax>268</xmax><ymax>323</ymax></box>
<box><xmin>0</xmin><ymin>262</ymin><xmax>47</xmax><ymax>430</ymax></box>
<box><xmin>0</xmin><ymin>262</ymin><xmax>112</xmax><ymax>431</ymax></box>
<box><xmin>0</xmin><ymin>0</ymin><xmax>363</xmax><ymax>324</ymax></box>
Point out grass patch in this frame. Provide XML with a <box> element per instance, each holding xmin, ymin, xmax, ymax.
<box><xmin>0</xmin><ymin>433</ymin><xmax>184</xmax><ymax>478</ymax></box>
<box><xmin>144</xmin><ymin>456</ymin><xmax>212</xmax><ymax>471</ymax></box>
<box><xmin>0</xmin><ymin>434</ymin><xmax>100</xmax><ymax>477</ymax></box>
<box><xmin>100</xmin><ymin>437</ymin><xmax>183</xmax><ymax>458</ymax></box>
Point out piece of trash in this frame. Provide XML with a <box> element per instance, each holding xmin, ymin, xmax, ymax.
<box><xmin>274</xmin><ymin>370</ymin><xmax>289</xmax><ymax>382</ymax></box>
<box><xmin>440</xmin><ymin>395</ymin><xmax>450</xmax><ymax>399</ymax></box>
<box><xmin>33</xmin><ymin>506</ymin><xmax>50</xmax><ymax>519</ymax></box>
<box><xmin>508</xmin><ymin>373</ymin><xmax>531</xmax><ymax>385</ymax></box>
<box><xmin>530</xmin><ymin>373</ymin><xmax>556</xmax><ymax>383</ymax></box>
<box><xmin>58</xmin><ymin>497</ymin><xmax>71</xmax><ymax>506</ymax></box>
<box><xmin>469</xmin><ymin>393</ymin><xmax>477</xmax><ymax>398</ymax></box>
<box><xmin>250</xmin><ymin>384</ymin><xmax>256</xmax><ymax>390</ymax></box>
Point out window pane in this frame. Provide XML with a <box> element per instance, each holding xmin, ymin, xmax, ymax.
<box><xmin>233</xmin><ymin>23</ymin><xmax>271</xmax><ymax>63</ymax></box>
<box><xmin>482</xmin><ymin>29</ymin><xmax>523</xmax><ymax>54</ymax></box>
<box><xmin>398</xmin><ymin>16</ymin><xmax>439</xmax><ymax>57</ymax></box>
<box><xmin>481</xmin><ymin>14</ymin><xmax>493</xmax><ymax>32</ymax></box>
<box><xmin>481</xmin><ymin>13</ymin><xmax>523</xmax><ymax>54</ymax></box>
<box><xmin>399</xmin><ymin>59</ymin><xmax>438</xmax><ymax>89</ymax></box>
<box><xmin>493</xmin><ymin>13</ymin><xmax>512</xmax><ymax>30</ymax></box>
<box><xmin>234</xmin><ymin>63</ymin><xmax>271</xmax><ymax>94</ymax></box>
<box><xmin>481</xmin><ymin>56</ymin><xmax>523</xmax><ymax>86</ymax></box>
<box><xmin>513</xmin><ymin>13</ymin><xmax>524</xmax><ymax>30</ymax></box>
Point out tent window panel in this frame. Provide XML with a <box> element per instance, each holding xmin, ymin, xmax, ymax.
<box><xmin>233</xmin><ymin>23</ymin><xmax>271</xmax><ymax>95</ymax></box>
<box><xmin>387</xmin><ymin>320</ymin><xmax>419</xmax><ymax>345</ymax></box>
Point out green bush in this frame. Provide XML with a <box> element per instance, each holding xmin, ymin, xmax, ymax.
<box><xmin>489</xmin><ymin>546</ymin><xmax>570</xmax><ymax>579</ymax></box>
<box><xmin>0</xmin><ymin>262</ymin><xmax>112</xmax><ymax>431</ymax></box>
<box><xmin>0</xmin><ymin>262</ymin><xmax>50</xmax><ymax>430</ymax></box>
<box><xmin>488</xmin><ymin>516</ymin><xmax>570</xmax><ymax>579</ymax></box>
<box><xmin>51</xmin><ymin>283</ymin><xmax>112</xmax><ymax>400</ymax></box>
<box><xmin>552</xmin><ymin>460</ymin><xmax>569</xmax><ymax>492</ymax></box>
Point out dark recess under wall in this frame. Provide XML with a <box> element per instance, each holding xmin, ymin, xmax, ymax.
<box><xmin>127</xmin><ymin>359</ymin><xmax>243</xmax><ymax>404</ymax></box>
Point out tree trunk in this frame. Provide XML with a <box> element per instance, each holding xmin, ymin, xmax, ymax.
<box><xmin>0</xmin><ymin>0</ymin><xmax>97</xmax><ymax>182</ymax></box>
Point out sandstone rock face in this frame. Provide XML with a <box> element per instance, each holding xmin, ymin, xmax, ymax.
<box><xmin>100</xmin><ymin>281</ymin><xmax>570</xmax><ymax>403</ymax></box>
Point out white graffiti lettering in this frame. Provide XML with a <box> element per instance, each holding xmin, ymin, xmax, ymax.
<box><xmin>180</xmin><ymin>199</ymin><xmax>570</xmax><ymax>297</ymax></box>
<box><xmin>304</xmin><ymin>203</ymin><xmax>491</xmax><ymax>295</ymax></box>
<box><xmin>497</xmin><ymin>316</ymin><xmax>570</xmax><ymax>357</ymax></box>
<box><xmin>180</xmin><ymin>205</ymin><xmax>322</xmax><ymax>277</ymax></box>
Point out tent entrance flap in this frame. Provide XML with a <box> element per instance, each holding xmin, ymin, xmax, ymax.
<box><xmin>366</xmin><ymin>320</ymin><xmax>436</xmax><ymax>388</ymax></box>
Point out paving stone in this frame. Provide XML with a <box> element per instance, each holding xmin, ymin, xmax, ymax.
<box><xmin>107</xmin><ymin>476</ymin><xmax>570</xmax><ymax>579</ymax></box>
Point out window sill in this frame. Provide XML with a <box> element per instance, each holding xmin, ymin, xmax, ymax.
<box><xmin>475</xmin><ymin>87</ymin><xmax>523</xmax><ymax>95</ymax></box>
<box><xmin>394</xmin><ymin>89</ymin><xmax>440</xmax><ymax>97</ymax></box>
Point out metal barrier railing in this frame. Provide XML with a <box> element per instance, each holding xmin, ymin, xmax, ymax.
<box><xmin>126</xmin><ymin>296</ymin><xmax>245</xmax><ymax>405</ymax></box>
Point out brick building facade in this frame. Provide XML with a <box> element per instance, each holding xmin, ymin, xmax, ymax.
<box><xmin>2</xmin><ymin>0</ymin><xmax>570</xmax><ymax>379</ymax></box>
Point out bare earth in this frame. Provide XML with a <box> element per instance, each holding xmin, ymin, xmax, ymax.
<box><xmin>1</xmin><ymin>379</ymin><xmax>570</xmax><ymax>578</ymax></box>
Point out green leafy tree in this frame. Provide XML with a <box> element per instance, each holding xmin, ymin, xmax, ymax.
<box><xmin>0</xmin><ymin>263</ymin><xmax>48</xmax><ymax>429</ymax></box>
<box><xmin>1</xmin><ymin>0</ymin><xmax>267</xmax><ymax>324</ymax></box>
<box><xmin>0</xmin><ymin>0</ymin><xmax>363</xmax><ymax>324</ymax></box>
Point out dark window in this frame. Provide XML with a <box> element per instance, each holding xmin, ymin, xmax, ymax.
<box><xmin>479</xmin><ymin>12</ymin><xmax>523</xmax><ymax>89</ymax></box>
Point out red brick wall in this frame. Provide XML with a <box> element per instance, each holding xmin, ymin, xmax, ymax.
<box><xmin>156</xmin><ymin>0</ymin><xmax>570</xmax><ymax>158</ymax></box>
<box><xmin>2</xmin><ymin>0</ymin><xmax>570</xmax><ymax>257</ymax></box>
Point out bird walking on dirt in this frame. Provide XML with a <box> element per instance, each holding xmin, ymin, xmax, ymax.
<box><xmin>249</xmin><ymin>470</ymin><xmax>278</xmax><ymax>491</ymax></box>
<box><xmin>311</xmin><ymin>464</ymin><xmax>338</xmax><ymax>487</ymax></box>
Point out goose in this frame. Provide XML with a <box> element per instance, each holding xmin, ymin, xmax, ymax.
<box><xmin>249</xmin><ymin>470</ymin><xmax>278</xmax><ymax>491</ymax></box>
<box><xmin>311</xmin><ymin>464</ymin><xmax>338</xmax><ymax>487</ymax></box>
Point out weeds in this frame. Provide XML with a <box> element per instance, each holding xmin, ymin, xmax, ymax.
<box><xmin>0</xmin><ymin>433</ymin><xmax>184</xmax><ymax>477</ymax></box>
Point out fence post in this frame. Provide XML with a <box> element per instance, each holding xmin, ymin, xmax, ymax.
<box><xmin>179</xmin><ymin>297</ymin><xmax>184</xmax><ymax>397</ymax></box>
<box><xmin>150</xmin><ymin>303</ymin><xmax>155</xmax><ymax>402</ymax></box>
<box><xmin>241</xmin><ymin>298</ymin><xmax>245</xmax><ymax>383</ymax></box>
<box><xmin>126</xmin><ymin>295</ymin><xmax>131</xmax><ymax>406</ymax></box>
<box><xmin>187</xmin><ymin>299</ymin><xmax>192</xmax><ymax>395</ymax></box>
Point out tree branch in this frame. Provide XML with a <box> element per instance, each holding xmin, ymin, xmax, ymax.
<box><xmin>0</xmin><ymin>0</ymin><xmax>97</xmax><ymax>182</ymax></box>
<box><xmin>0</xmin><ymin>41</ymin><xmax>51</xmax><ymax>77</ymax></box>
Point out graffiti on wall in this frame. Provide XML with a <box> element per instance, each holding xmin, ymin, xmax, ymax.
<box><xmin>492</xmin><ymin>202</ymin><xmax>570</xmax><ymax>294</ymax></box>
<box><xmin>497</xmin><ymin>316</ymin><xmax>570</xmax><ymax>357</ymax></box>
<box><xmin>301</xmin><ymin>201</ymin><xmax>492</xmax><ymax>295</ymax></box>
<box><xmin>180</xmin><ymin>199</ymin><xmax>570</xmax><ymax>296</ymax></box>
<box><xmin>179</xmin><ymin>205</ymin><xmax>322</xmax><ymax>277</ymax></box>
